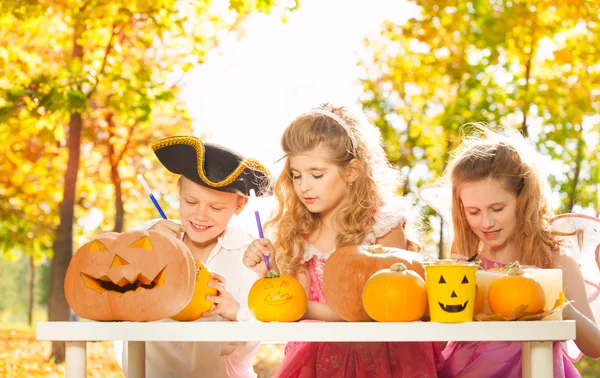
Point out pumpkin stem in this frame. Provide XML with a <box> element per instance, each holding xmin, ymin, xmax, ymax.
<box><xmin>265</xmin><ymin>270</ymin><xmax>280</xmax><ymax>279</ymax></box>
<box><xmin>504</xmin><ymin>261</ymin><xmax>524</xmax><ymax>276</ymax></box>
<box><xmin>390</xmin><ymin>263</ymin><xmax>407</xmax><ymax>272</ymax></box>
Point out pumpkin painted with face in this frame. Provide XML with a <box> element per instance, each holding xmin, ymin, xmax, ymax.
<box><xmin>248</xmin><ymin>271</ymin><xmax>307</xmax><ymax>322</ymax></box>
<box><xmin>64</xmin><ymin>230</ymin><xmax>196</xmax><ymax>321</ymax></box>
<box><xmin>425</xmin><ymin>261</ymin><xmax>477</xmax><ymax>322</ymax></box>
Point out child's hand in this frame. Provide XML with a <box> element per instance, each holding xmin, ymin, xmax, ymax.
<box><xmin>243</xmin><ymin>238</ymin><xmax>278</xmax><ymax>276</ymax></box>
<box><xmin>149</xmin><ymin>219</ymin><xmax>186</xmax><ymax>239</ymax></box>
<box><xmin>219</xmin><ymin>342</ymin><xmax>246</xmax><ymax>356</ymax></box>
<box><xmin>202</xmin><ymin>272</ymin><xmax>240</xmax><ymax>321</ymax></box>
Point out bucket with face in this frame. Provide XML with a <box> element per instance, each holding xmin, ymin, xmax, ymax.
<box><xmin>425</xmin><ymin>261</ymin><xmax>477</xmax><ymax>322</ymax></box>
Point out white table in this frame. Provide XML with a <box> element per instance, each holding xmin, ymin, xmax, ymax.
<box><xmin>37</xmin><ymin>320</ymin><xmax>575</xmax><ymax>378</ymax></box>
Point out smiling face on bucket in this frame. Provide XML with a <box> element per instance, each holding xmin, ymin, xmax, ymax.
<box><xmin>178</xmin><ymin>176</ymin><xmax>247</xmax><ymax>246</ymax></box>
<box><xmin>459</xmin><ymin>178</ymin><xmax>518</xmax><ymax>253</ymax></box>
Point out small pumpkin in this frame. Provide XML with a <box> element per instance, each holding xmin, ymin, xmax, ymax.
<box><xmin>488</xmin><ymin>261</ymin><xmax>545</xmax><ymax>318</ymax></box>
<box><xmin>323</xmin><ymin>244</ymin><xmax>426</xmax><ymax>321</ymax></box>
<box><xmin>248</xmin><ymin>270</ymin><xmax>307</xmax><ymax>322</ymax></box>
<box><xmin>64</xmin><ymin>230</ymin><xmax>196</xmax><ymax>322</ymax></box>
<box><xmin>171</xmin><ymin>260</ymin><xmax>217</xmax><ymax>321</ymax></box>
<box><xmin>362</xmin><ymin>263</ymin><xmax>427</xmax><ymax>322</ymax></box>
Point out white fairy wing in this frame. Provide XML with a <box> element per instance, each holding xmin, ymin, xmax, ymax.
<box><xmin>551</xmin><ymin>213</ymin><xmax>600</xmax><ymax>362</ymax></box>
<box><xmin>418</xmin><ymin>184</ymin><xmax>454</xmax><ymax>244</ymax></box>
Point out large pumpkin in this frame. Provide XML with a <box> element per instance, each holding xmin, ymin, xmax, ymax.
<box><xmin>171</xmin><ymin>260</ymin><xmax>217</xmax><ymax>321</ymax></box>
<box><xmin>64</xmin><ymin>230</ymin><xmax>196</xmax><ymax>321</ymax></box>
<box><xmin>362</xmin><ymin>263</ymin><xmax>427</xmax><ymax>322</ymax></box>
<box><xmin>488</xmin><ymin>261</ymin><xmax>545</xmax><ymax>318</ymax></box>
<box><xmin>323</xmin><ymin>244</ymin><xmax>426</xmax><ymax>321</ymax></box>
<box><xmin>248</xmin><ymin>271</ymin><xmax>307</xmax><ymax>322</ymax></box>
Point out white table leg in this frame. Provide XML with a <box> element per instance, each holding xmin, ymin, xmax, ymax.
<box><xmin>522</xmin><ymin>342</ymin><xmax>531</xmax><ymax>378</ymax></box>
<box><xmin>127</xmin><ymin>341</ymin><xmax>146</xmax><ymax>378</ymax></box>
<box><xmin>66</xmin><ymin>341</ymin><xmax>86</xmax><ymax>378</ymax></box>
<box><xmin>522</xmin><ymin>341</ymin><xmax>553</xmax><ymax>378</ymax></box>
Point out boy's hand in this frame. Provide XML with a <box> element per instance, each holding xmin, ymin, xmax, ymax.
<box><xmin>202</xmin><ymin>272</ymin><xmax>240</xmax><ymax>321</ymax></box>
<box><xmin>243</xmin><ymin>238</ymin><xmax>278</xmax><ymax>276</ymax></box>
<box><xmin>149</xmin><ymin>219</ymin><xmax>186</xmax><ymax>239</ymax></box>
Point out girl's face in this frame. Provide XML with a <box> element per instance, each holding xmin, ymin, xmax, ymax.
<box><xmin>459</xmin><ymin>178</ymin><xmax>518</xmax><ymax>253</ymax></box>
<box><xmin>289</xmin><ymin>146</ymin><xmax>351</xmax><ymax>219</ymax></box>
<box><xmin>178</xmin><ymin>177</ymin><xmax>247</xmax><ymax>247</ymax></box>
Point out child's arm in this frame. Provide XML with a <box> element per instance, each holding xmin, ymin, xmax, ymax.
<box><xmin>375</xmin><ymin>225</ymin><xmax>407</xmax><ymax>249</ymax></box>
<box><xmin>559</xmin><ymin>253</ymin><xmax>600</xmax><ymax>359</ymax></box>
<box><xmin>295</xmin><ymin>264</ymin><xmax>345</xmax><ymax>322</ymax></box>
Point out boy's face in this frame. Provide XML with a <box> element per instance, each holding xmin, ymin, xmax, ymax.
<box><xmin>178</xmin><ymin>176</ymin><xmax>248</xmax><ymax>246</ymax></box>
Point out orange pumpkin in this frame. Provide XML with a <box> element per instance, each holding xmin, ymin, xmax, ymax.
<box><xmin>362</xmin><ymin>263</ymin><xmax>427</xmax><ymax>322</ymax></box>
<box><xmin>171</xmin><ymin>260</ymin><xmax>217</xmax><ymax>321</ymax></box>
<box><xmin>323</xmin><ymin>244</ymin><xmax>426</xmax><ymax>321</ymax></box>
<box><xmin>64</xmin><ymin>230</ymin><xmax>196</xmax><ymax>321</ymax></box>
<box><xmin>473</xmin><ymin>285</ymin><xmax>484</xmax><ymax>315</ymax></box>
<box><xmin>248</xmin><ymin>270</ymin><xmax>307</xmax><ymax>322</ymax></box>
<box><xmin>488</xmin><ymin>261</ymin><xmax>545</xmax><ymax>318</ymax></box>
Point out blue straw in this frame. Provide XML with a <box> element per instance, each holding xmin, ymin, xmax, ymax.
<box><xmin>250</xmin><ymin>189</ymin><xmax>269</xmax><ymax>270</ymax></box>
<box><xmin>137</xmin><ymin>174</ymin><xmax>167</xmax><ymax>219</ymax></box>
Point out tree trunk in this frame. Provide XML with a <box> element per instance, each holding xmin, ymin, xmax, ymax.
<box><xmin>48</xmin><ymin>26</ymin><xmax>84</xmax><ymax>363</ymax></box>
<box><xmin>106</xmin><ymin>114</ymin><xmax>125</xmax><ymax>232</ymax></box>
<box><xmin>567</xmin><ymin>130</ymin><xmax>584</xmax><ymax>212</ymax></box>
<box><xmin>438</xmin><ymin>216</ymin><xmax>444</xmax><ymax>259</ymax></box>
<box><xmin>111</xmin><ymin>162</ymin><xmax>124</xmax><ymax>232</ymax></box>
<box><xmin>28</xmin><ymin>255</ymin><xmax>35</xmax><ymax>326</ymax></box>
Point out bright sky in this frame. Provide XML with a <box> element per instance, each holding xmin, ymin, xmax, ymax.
<box><xmin>181</xmin><ymin>0</ymin><xmax>418</xmax><ymax>232</ymax></box>
<box><xmin>184</xmin><ymin>0</ymin><xmax>416</xmax><ymax>169</ymax></box>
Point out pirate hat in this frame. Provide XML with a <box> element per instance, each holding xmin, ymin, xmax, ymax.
<box><xmin>151</xmin><ymin>136</ymin><xmax>272</xmax><ymax>197</ymax></box>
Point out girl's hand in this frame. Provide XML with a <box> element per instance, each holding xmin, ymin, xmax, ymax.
<box><xmin>201</xmin><ymin>272</ymin><xmax>240</xmax><ymax>321</ymax></box>
<box><xmin>219</xmin><ymin>342</ymin><xmax>247</xmax><ymax>356</ymax></box>
<box><xmin>242</xmin><ymin>238</ymin><xmax>278</xmax><ymax>276</ymax></box>
<box><xmin>149</xmin><ymin>219</ymin><xmax>186</xmax><ymax>239</ymax></box>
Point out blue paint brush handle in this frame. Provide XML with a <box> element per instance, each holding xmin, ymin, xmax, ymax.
<box><xmin>150</xmin><ymin>194</ymin><xmax>167</xmax><ymax>219</ymax></box>
<box><xmin>137</xmin><ymin>174</ymin><xmax>167</xmax><ymax>219</ymax></box>
<box><xmin>254</xmin><ymin>210</ymin><xmax>269</xmax><ymax>269</ymax></box>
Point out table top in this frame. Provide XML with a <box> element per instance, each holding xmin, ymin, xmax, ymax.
<box><xmin>36</xmin><ymin>320</ymin><xmax>576</xmax><ymax>343</ymax></box>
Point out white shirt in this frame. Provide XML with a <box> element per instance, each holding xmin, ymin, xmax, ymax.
<box><xmin>115</xmin><ymin>224</ymin><xmax>260</xmax><ymax>378</ymax></box>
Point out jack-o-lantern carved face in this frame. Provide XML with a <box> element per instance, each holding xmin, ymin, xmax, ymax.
<box><xmin>248</xmin><ymin>271</ymin><xmax>307</xmax><ymax>322</ymax></box>
<box><xmin>64</xmin><ymin>230</ymin><xmax>196</xmax><ymax>322</ymax></box>
<box><xmin>426</xmin><ymin>263</ymin><xmax>477</xmax><ymax>322</ymax></box>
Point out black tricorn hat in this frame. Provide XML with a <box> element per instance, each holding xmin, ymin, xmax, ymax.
<box><xmin>152</xmin><ymin>136</ymin><xmax>273</xmax><ymax>197</ymax></box>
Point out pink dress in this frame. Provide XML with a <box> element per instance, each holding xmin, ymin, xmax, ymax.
<box><xmin>438</xmin><ymin>257</ymin><xmax>581</xmax><ymax>378</ymax></box>
<box><xmin>274</xmin><ymin>255</ymin><xmax>442</xmax><ymax>378</ymax></box>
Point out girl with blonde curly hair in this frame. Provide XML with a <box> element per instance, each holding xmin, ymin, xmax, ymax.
<box><xmin>243</xmin><ymin>103</ymin><xmax>440</xmax><ymax>377</ymax></box>
<box><xmin>438</xmin><ymin>127</ymin><xmax>600</xmax><ymax>377</ymax></box>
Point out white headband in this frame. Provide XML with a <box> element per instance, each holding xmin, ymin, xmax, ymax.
<box><xmin>309</xmin><ymin>107</ymin><xmax>358</xmax><ymax>156</ymax></box>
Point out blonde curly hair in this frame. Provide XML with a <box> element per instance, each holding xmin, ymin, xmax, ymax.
<box><xmin>447</xmin><ymin>127</ymin><xmax>560</xmax><ymax>268</ymax></box>
<box><xmin>265</xmin><ymin>103</ymin><xmax>417</xmax><ymax>275</ymax></box>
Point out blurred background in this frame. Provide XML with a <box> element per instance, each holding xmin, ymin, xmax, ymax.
<box><xmin>0</xmin><ymin>0</ymin><xmax>598</xmax><ymax>376</ymax></box>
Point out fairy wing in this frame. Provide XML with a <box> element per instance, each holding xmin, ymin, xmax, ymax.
<box><xmin>418</xmin><ymin>184</ymin><xmax>454</xmax><ymax>245</ymax></box>
<box><xmin>551</xmin><ymin>214</ymin><xmax>600</xmax><ymax>362</ymax></box>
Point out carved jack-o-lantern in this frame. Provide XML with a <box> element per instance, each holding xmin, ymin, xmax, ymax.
<box><xmin>425</xmin><ymin>262</ymin><xmax>477</xmax><ymax>322</ymax></box>
<box><xmin>248</xmin><ymin>271</ymin><xmax>307</xmax><ymax>322</ymax></box>
<box><xmin>64</xmin><ymin>230</ymin><xmax>196</xmax><ymax>321</ymax></box>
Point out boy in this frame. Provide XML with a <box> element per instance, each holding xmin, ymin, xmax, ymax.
<box><xmin>117</xmin><ymin>136</ymin><xmax>272</xmax><ymax>378</ymax></box>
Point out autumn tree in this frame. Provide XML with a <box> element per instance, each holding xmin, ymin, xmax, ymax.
<box><xmin>359</xmin><ymin>0</ymin><xmax>600</xmax><ymax>255</ymax></box>
<box><xmin>0</xmin><ymin>0</ymin><xmax>297</xmax><ymax>362</ymax></box>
